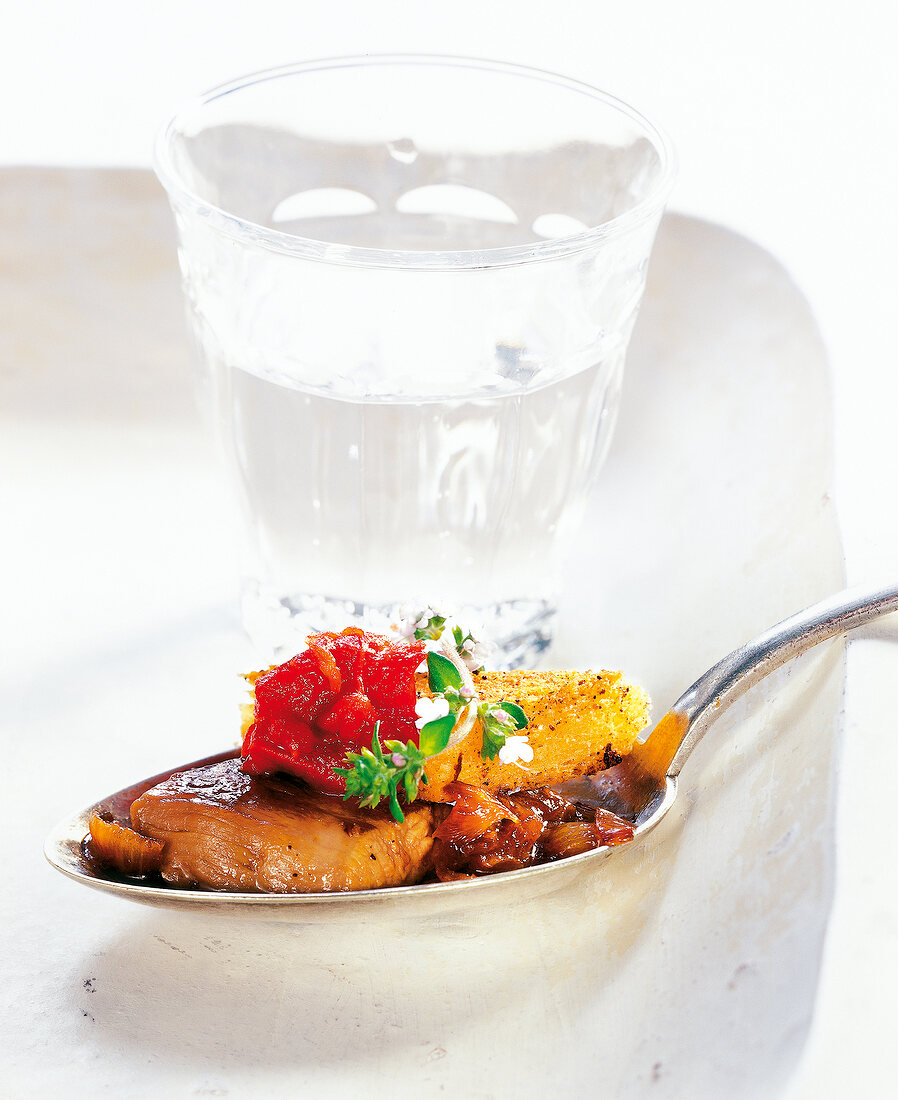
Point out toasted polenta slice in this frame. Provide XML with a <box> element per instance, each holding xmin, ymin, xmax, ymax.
<box><xmin>418</xmin><ymin>670</ymin><xmax>650</xmax><ymax>803</ymax></box>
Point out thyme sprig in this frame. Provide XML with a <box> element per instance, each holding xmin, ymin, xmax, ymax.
<box><xmin>335</xmin><ymin>636</ymin><xmax>530</xmax><ymax>822</ymax></box>
<box><xmin>334</xmin><ymin>723</ymin><xmax>431</xmax><ymax>824</ymax></box>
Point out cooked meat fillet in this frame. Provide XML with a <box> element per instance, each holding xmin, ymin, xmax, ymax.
<box><xmin>130</xmin><ymin>758</ymin><xmax>435</xmax><ymax>892</ymax></box>
<box><xmin>419</xmin><ymin>669</ymin><xmax>650</xmax><ymax>802</ymax></box>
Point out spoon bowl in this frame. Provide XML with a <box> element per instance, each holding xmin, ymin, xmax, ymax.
<box><xmin>44</xmin><ymin>583</ymin><xmax>898</xmax><ymax>914</ymax></box>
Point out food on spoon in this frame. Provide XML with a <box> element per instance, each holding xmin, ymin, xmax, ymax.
<box><xmin>87</xmin><ymin>812</ymin><xmax>165</xmax><ymax>877</ymax></box>
<box><xmin>241</xmin><ymin>627</ymin><xmax>425</xmax><ymax>799</ymax></box>
<box><xmin>84</xmin><ymin>613</ymin><xmax>649</xmax><ymax>892</ymax></box>
<box><xmin>421</xmin><ymin>669</ymin><xmax>647</xmax><ymax>803</ymax></box>
<box><xmin>240</xmin><ymin>627</ymin><xmax>648</xmax><ymax>810</ymax></box>
<box><xmin>128</xmin><ymin>758</ymin><xmax>434</xmax><ymax>891</ymax></box>
<box><xmin>431</xmin><ymin>782</ymin><xmax>639</xmax><ymax>880</ymax></box>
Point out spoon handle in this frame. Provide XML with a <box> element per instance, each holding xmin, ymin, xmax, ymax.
<box><xmin>663</xmin><ymin>582</ymin><xmax>898</xmax><ymax>778</ymax></box>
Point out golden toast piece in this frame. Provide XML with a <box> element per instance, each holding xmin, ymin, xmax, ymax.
<box><xmin>418</xmin><ymin>669</ymin><xmax>650</xmax><ymax>803</ymax></box>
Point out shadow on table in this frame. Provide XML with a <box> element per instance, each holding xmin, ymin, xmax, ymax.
<box><xmin>62</xmin><ymin>833</ymin><xmax>678</xmax><ymax>1094</ymax></box>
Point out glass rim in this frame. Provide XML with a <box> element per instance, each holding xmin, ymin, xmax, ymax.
<box><xmin>154</xmin><ymin>53</ymin><xmax>677</xmax><ymax>270</ymax></box>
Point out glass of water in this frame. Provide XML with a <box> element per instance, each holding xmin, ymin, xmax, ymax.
<box><xmin>155</xmin><ymin>56</ymin><xmax>675</xmax><ymax>665</ymax></box>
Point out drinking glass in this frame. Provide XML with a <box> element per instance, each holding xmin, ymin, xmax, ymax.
<box><xmin>155</xmin><ymin>56</ymin><xmax>675</xmax><ymax>665</ymax></box>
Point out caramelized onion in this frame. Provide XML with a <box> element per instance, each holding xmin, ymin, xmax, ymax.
<box><xmin>540</xmin><ymin>822</ymin><xmax>603</xmax><ymax>859</ymax></box>
<box><xmin>540</xmin><ymin>808</ymin><xmax>635</xmax><ymax>860</ymax></box>
<box><xmin>432</xmin><ymin>846</ymin><xmax>477</xmax><ymax>882</ymax></box>
<box><xmin>433</xmin><ymin>782</ymin><xmax>514</xmax><ymax>845</ymax></box>
<box><xmin>431</xmin><ymin>782</ymin><xmax>636</xmax><ymax>879</ymax></box>
<box><xmin>86</xmin><ymin>813</ymin><xmax>165</xmax><ymax>877</ymax></box>
<box><xmin>594</xmin><ymin>807</ymin><xmax>636</xmax><ymax>846</ymax></box>
<box><xmin>508</xmin><ymin>786</ymin><xmax>578</xmax><ymax>824</ymax></box>
<box><xmin>433</xmin><ymin>782</ymin><xmax>545</xmax><ymax>878</ymax></box>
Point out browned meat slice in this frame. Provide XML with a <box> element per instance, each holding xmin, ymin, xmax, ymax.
<box><xmin>129</xmin><ymin>758</ymin><xmax>435</xmax><ymax>892</ymax></box>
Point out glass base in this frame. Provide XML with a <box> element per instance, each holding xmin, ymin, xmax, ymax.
<box><xmin>241</xmin><ymin>585</ymin><xmax>557</xmax><ymax>669</ymax></box>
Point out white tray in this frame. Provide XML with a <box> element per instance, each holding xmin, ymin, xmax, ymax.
<box><xmin>2</xmin><ymin>169</ymin><xmax>842</xmax><ymax>1099</ymax></box>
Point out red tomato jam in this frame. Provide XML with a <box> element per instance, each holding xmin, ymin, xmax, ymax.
<box><xmin>241</xmin><ymin>629</ymin><xmax>426</xmax><ymax>794</ymax></box>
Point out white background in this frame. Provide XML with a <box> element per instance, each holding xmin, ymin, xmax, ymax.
<box><xmin>3</xmin><ymin>2</ymin><xmax>896</xmax><ymax>1095</ymax></box>
<box><xmin>5</xmin><ymin>1</ymin><xmax>896</xmax><ymax>579</ymax></box>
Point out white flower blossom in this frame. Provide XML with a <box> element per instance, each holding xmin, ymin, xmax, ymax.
<box><xmin>414</xmin><ymin>695</ymin><xmax>450</xmax><ymax>730</ymax></box>
<box><xmin>415</xmin><ymin>607</ymin><xmax>436</xmax><ymax>629</ymax></box>
<box><xmin>457</xmin><ymin>635</ymin><xmax>493</xmax><ymax>672</ymax></box>
<box><xmin>498</xmin><ymin>735</ymin><xmax>534</xmax><ymax>766</ymax></box>
<box><xmin>395</xmin><ymin>604</ymin><xmax>421</xmax><ymax>639</ymax></box>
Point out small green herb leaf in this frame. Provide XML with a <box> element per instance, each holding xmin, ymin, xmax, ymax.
<box><xmin>499</xmin><ymin>702</ymin><xmax>528</xmax><ymax>729</ymax></box>
<box><xmin>427</xmin><ymin>650</ymin><xmax>463</xmax><ymax>693</ymax></box>
<box><xmin>480</xmin><ymin>721</ymin><xmax>507</xmax><ymax>761</ymax></box>
<box><xmin>417</xmin><ymin>713</ymin><xmax>455</xmax><ymax>756</ymax></box>
<box><xmin>333</xmin><ymin>723</ymin><xmax>431</xmax><ymax>823</ymax></box>
<box><xmin>476</xmin><ymin>699</ymin><xmax>530</xmax><ymax>761</ymax></box>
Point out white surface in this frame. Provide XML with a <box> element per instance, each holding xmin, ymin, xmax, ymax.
<box><xmin>0</xmin><ymin>174</ymin><xmax>853</xmax><ymax>1098</ymax></box>
<box><xmin>2</xmin><ymin>4</ymin><xmax>897</xmax><ymax>1095</ymax></box>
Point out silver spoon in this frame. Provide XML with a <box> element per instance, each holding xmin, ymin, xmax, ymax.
<box><xmin>590</xmin><ymin>581</ymin><xmax>898</xmax><ymax>828</ymax></box>
<box><xmin>44</xmin><ymin>583</ymin><xmax>898</xmax><ymax>913</ymax></box>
